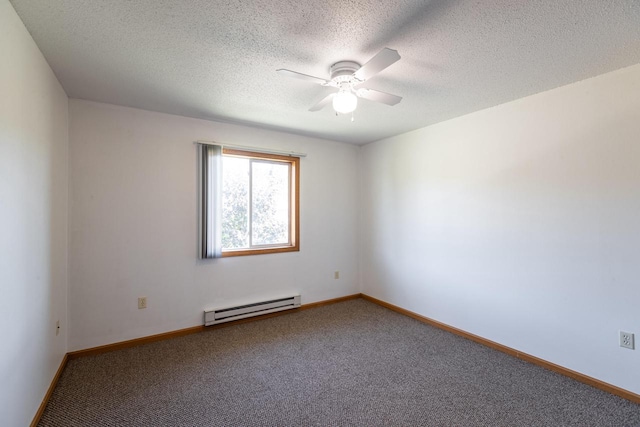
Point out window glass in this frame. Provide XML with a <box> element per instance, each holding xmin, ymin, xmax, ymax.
<box><xmin>251</xmin><ymin>160</ymin><xmax>290</xmax><ymax>246</ymax></box>
<box><xmin>221</xmin><ymin>156</ymin><xmax>250</xmax><ymax>249</ymax></box>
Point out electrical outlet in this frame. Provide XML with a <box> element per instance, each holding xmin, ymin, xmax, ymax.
<box><xmin>620</xmin><ymin>331</ymin><xmax>635</xmax><ymax>350</ymax></box>
<box><xmin>138</xmin><ymin>297</ymin><xmax>147</xmax><ymax>309</ymax></box>
<box><xmin>334</xmin><ymin>271</ymin><xmax>340</xmax><ymax>280</ymax></box>
<box><xmin>56</xmin><ymin>320</ymin><xmax>60</xmax><ymax>336</ymax></box>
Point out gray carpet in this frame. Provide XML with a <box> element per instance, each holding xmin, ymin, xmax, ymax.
<box><xmin>40</xmin><ymin>299</ymin><xmax>640</xmax><ymax>426</ymax></box>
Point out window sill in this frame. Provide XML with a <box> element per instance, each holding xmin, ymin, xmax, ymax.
<box><xmin>222</xmin><ymin>245</ymin><xmax>299</xmax><ymax>257</ymax></box>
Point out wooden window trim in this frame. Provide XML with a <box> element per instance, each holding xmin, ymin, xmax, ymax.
<box><xmin>221</xmin><ymin>148</ymin><xmax>300</xmax><ymax>257</ymax></box>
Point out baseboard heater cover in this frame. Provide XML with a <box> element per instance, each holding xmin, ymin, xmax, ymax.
<box><xmin>204</xmin><ymin>295</ymin><xmax>301</xmax><ymax>326</ymax></box>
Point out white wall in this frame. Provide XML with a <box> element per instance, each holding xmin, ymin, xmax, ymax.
<box><xmin>0</xmin><ymin>1</ymin><xmax>69</xmax><ymax>425</ymax></box>
<box><xmin>361</xmin><ymin>64</ymin><xmax>640</xmax><ymax>394</ymax></box>
<box><xmin>68</xmin><ymin>100</ymin><xmax>360</xmax><ymax>351</ymax></box>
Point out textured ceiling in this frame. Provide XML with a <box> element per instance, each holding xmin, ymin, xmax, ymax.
<box><xmin>10</xmin><ymin>0</ymin><xmax>640</xmax><ymax>144</ymax></box>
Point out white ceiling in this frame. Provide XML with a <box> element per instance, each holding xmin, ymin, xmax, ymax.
<box><xmin>10</xmin><ymin>0</ymin><xmax>640</xmax><ymax>144</ymax></box>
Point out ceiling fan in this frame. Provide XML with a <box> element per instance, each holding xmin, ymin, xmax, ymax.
<box><xmin>277</xmin><ymin>48</ymin><xmax>402</xmax><ymax>115</ymax></box>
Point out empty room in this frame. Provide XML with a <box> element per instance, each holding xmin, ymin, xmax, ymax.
<box><xmin>2</xmin><ymin>0</ymin><xmax>640</xmax><ymax>426</ymax></box>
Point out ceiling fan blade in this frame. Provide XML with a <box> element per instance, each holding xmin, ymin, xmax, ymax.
<box><xmin>309</xmin><ymin>93</ymin><xmax>335</xmax><ymax>112</ymax></box>
<box><xmin>353</xmin><ymin>48</ymin><xmax>401</xmax><ymax>82</ymax></box>
<box><xmin>277</xmin><ymin>69</ymin><xmax>329</xmax><ymax>85</ymax></box>
<box><xmin>356</xmin><ymin>88</ymin><xmax>402</xmax><ymax>106</ymax></box>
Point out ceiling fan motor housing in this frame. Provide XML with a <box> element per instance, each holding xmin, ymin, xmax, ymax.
<box><xmin>330</xmin><ymin>61</ymin><xmax>361</xmax><ymax>83</ymax></box>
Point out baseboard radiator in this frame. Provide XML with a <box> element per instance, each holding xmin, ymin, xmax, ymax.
<box><xmin>204</xmin><ymin>295</ymin><xmax>301</xmax><ymax>326</ymax></box>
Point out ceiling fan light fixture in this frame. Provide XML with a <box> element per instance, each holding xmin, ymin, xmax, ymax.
<box><xmin>333</xmin><ymin>89</ymin><xmax>358</xmax><ymax>114</ymax></box>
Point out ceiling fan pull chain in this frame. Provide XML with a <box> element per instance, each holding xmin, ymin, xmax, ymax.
<box><xmin>351</xmin><ymin>112</ymin><xmax>355</xmax><ymax>122</ymax></box>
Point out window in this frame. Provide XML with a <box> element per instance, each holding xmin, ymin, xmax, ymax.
<box><xmin>199</xmin><ymin>145</ymin><xmax>299</xmax><ymax>258</ymax></box>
